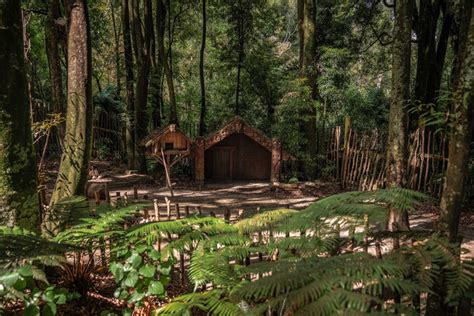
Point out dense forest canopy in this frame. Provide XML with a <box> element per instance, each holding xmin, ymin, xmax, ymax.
<box><xmin>0</xmin><ymin>0</ymin><xmax>473</xmax><ymax>315</ymax></box>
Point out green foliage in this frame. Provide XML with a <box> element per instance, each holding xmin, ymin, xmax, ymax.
<box><xmin>110</xmin><ymin>244</ymin><xmax>170</xmax><ymax>314</ymax></box>
<box><xmin>0</xmin><ymin>266</ymin><xmax>79</xmax><ymax>316</ymax></box>
<box><xmin>0</xmin><ymin>226</ymin><xmax>75</xmax><ymax>267</ymax></box>
<box><xmin>158</xmin><ymin>189</ymin><xmax>473</xmax><ymax>315</ymax></box>
<box><xmin>0</xmin><ymin>227</ymin><xmax>80</xmax><ymax>315</ymax></box>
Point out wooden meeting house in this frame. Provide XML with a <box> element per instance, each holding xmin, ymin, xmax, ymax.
<box><xmin>141</xmin><ymin>117</ymin><xmax>291</xmax><ymax>185</ymax></box>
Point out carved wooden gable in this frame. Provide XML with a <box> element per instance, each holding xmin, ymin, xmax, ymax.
<box><xmin>204</xmin><ymin>117</ymin><xmax>273</xmax><ymax>151</ymax></box>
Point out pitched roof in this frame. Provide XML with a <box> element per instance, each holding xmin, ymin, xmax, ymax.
<box><xmin>141</xmin><ymin>124</ymin><xmax>192</xmax><ymax>147</ymax></box>
<box><xmin>204</xmin><ymin>116</ymin><xmax>294</xmax><ymax>160</ymax></box>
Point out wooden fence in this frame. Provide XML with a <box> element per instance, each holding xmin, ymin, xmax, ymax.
<box><xmin>326</xmin><ymin>125</ymin><xmax>454</xmax><ymax>197</ymax></box>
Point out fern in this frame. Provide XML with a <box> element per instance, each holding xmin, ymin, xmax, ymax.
<box><xmin>0</xmin><ymin>226</ymin><xmax>75</xmax><ymax>268</ymax></box>
<box><xmin>155</xmin><ymin>290</ymin><xmax>244</xmax><ymax>316</ymax></box>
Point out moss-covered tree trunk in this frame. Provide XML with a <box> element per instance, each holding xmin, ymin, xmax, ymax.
<box><xmin>386</xmin><ymin>0</ymin><xmax>413</xmax><ymax>238</ymax></box>
<box><xmin>50</xmin><ymin>0</ymin><xmax>92</xmax><ymax>205</ymax></box>
<box><xmin>386</xmin><ymin>0</ymin><xmax>412</xmax><ymax>189</ymax></box>
<box><xmin>299</xmin><ymin>0</ymin><xmax>318</xmax><ymax>177</ymax></box>
<box><xmin>0</xmin><ymin>0</ymin><xmax>40</xmax><ymax>231</ymax></box>
<box><xmin>439</xmin><ymin>3</ymin><xmax>473</xmax><ymax>243</ymax></box>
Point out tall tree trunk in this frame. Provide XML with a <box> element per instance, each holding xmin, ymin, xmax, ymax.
<box><xmin>235</xmin><ymin>0</ymin><xmax>244</xmax><ymax>116</ymax></box>
<box><xmin>386</xmin><ymin>0</ymin><xmax>413</xmax><ymax>189</ymax></box>
<box><xmin>131</xmin><ymin>0</ymin><xmax>152</xmax><ymax>173</ymax></box>
<box><xmin>110</xmin><ymin>0</ymin><xmax>121</xmax><ymax>95</ymax></box>
<box><xmin>50</xmin><ymin>0</ymin><xmax>92</xmax><ymax>205</ymax></box>
<box><xmin>300</xmin><ymin>0</ymin><xmax>318</xmax><ymax>176</ymax></box>
<box><xmin>46</xmin><ymin>0</ymin><xmax>65</xmax><ymax>116</ymax></box>
<box><xmin>198</xmin><ymin>0</ymin><xmax>207</xmax><ymax>136</ymax></box>
<box><xmin>45</xmin><ymin>0</ymin><xmax>66</xmax><ymax>149</ymax></box>
<box><xmin>413</xmin><ymin>0</ymin><xmax>440</xmax><ymax>106</ymax></box>
<box><xmin>297</xmin><ymin>0</ymin><xmax>304</xmax><ymax>69</ymax></box>
<box><xmin>412</xmin><ymin>0</ymin><xmax>453</xmax><ymax>129</ymax></box>
<box><xmin>0</xmin><ymin>0</ymin><xmax>40</xmax><ymax>231</ymax></box>
<box><xmin>122</xmin><ymin>0</ymin><xmax>136</xmax><ymax>169</ymax></box>
<box><xmin>439</xmin><ymin>1</ymin><xmax>473</xmax><ymax>243</ymax></box>
<box><xmin>149</xmin><ymin>0</ymin><xmax>162</xmax><ymax>129</ymax></box>
<box><xmin>386</xmin><ymin>0</ymin><xmax>413</xmax><ymax>249</ymax></box>
<box><xmin>157</xmin><ymin>0</ymin><xmax>178</xmax><ymax>124</ymax></box>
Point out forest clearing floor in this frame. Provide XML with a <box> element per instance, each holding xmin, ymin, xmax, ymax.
<box><xmin>46</xmin><ymin>160</ymin><xmax>474</xmax><ymax>256</ymax></box>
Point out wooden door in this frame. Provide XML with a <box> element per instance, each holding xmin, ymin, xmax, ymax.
<box><xmin>210</xmin><ymin>147</ymin><xmax>233</xmax><ymax>181</ymax></box>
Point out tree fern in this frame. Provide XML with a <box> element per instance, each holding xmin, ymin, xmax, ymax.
<box><xmin>0</xmin><ymin>226</ymin><xmax>75</xmax><ymax>268</ymax></box>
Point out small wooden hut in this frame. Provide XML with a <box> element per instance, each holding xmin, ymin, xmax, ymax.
<box><xmin>142</xmin><ymin>117</ymin><xmax>291</xmax><ymax>186</ymax></box>
<box><xmin>195</xmin><ymin>117</ymin><xmax>291</xmax><ymax>184</ymax></box>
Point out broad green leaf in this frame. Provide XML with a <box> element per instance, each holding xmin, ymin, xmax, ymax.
<box><xmin>110</xmin><ymin>262</ymin><xmax>125</xmax><ymax>282</ymax></box>
<box><xmin>128</xmin><ymin>253</ymin><xmax>142</xmax><ymax>269</ymax></box>
<box><xmin>0</xmin><ymin>272</ymin><xmax>19</xmax><ymax>286</ymax></box>
<box><xmin>123</xmin><ymin>271</ymin><xmax>139</xmax><ymax>288</ymax></box>
<box><xmin>148</xmin><ymin>250</ymin><xmax>161</xmax><ymax>260</ymax></box>
<box><xmin>18</xmin><ymin>265</ymin><xmax>33</xmax><ymax>277</ymax></box>
<box><xmin>42</xmin><ymin>302</ymin><xmax>57</xmax><ymax>316</ymax></box>
<box><xmin>148</xmin><ymin>281</ymin><xmax>164</xmax><ymax>295</ymax></box>
<box><xmin>139</xmin><ymin>264</ymin><xmax>156</xmax><ymax>278</ymax></box>
<box><xmin>23</xmin><ymin>305</ymin><xmax>40</xmax><ymax>316</ymax></box>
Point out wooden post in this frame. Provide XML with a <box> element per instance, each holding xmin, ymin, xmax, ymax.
<box><xmin>176</xmin><ymin>204</ymin><xmax>180</xmax><ymax>219</ymax></box>
<box><xmin>363</xmin><ymin>214</ymin><xmax>369</xmax><ymax>253</ymax></box>
<box><xmin>89</xmin><ymin>199</ymin><xmax>96</xmax><ymax>215</ymax></box>
<box><xmin>133</xmin><ymin>186</ymin><xmax>138</xmax><ymax>200</ymax></box>
<box><xmin>94</xmin><ymin>191</ymin><xmax>101</xmax><ymax>205</ymax></box>
<box><xmin>224</xmin><ymin>208</ymin><xmax>231</xmax><ymax>223</ymax></box>
<box><xmin>342</xmin><ymin>116</ymin><xmax>351</xmax><ymax>188</ymax></box>
<box><xmin>271</xmin><ymin>138</ymin><xmax>282</xmax><ymax>184</ymax></box>
<box><xmin>104</xmin><ymin>183</ymin><xmax>111</xmax><ymax>205</ymax></box>
<box><xmin>123</xmin><ymin>192</ymin><xmax>128</xmax><ymax>206</ymax></box>
<box><xmin>161</xmin><ymin>148</ymin><xmax>174</xmax><ymax>197</ymax></box>
<box><xmin>185</xmin><ymin>205</ymin><xmax>190</xmax><ymax>216</ymax></box>
<box><xmin>153</xmin><ymin>199</ymin><xmax>159</xmax><ymax>221</ymax></box>
<box><xmin>197</xmin><ymin>206</ymin><xmax>202</xmax><ymax>215</ymax></box>
<box><xmin>165</xmin><ymin>197</ymin><xmax>171</xmax><ymax>220</ymax></box>
<box><xmin>195</xmin><ymin>137</ymin><xmax>205</xmax><ymax>188</ymax></box>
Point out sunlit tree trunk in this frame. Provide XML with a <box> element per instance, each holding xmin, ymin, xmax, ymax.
<box><xmin>122</xmin><ymin>0</ymin><xmax>136</xmax><ymax>169</ymax></box>
<box><xmin>50</xmin><ymin>0</ymin><xmax>92</xmax><ymax>205</ymax></box>
<box><xmin>0</xmin><ymin>0</ymin><xmax>40</xmax><ymax>231</ymax></box>
<box><xmin>299</xmin><ymin>0</ymin><xmax>318</xmax><ymax>175</ymax></box>
<box><xmin>386</xmin><ymin>0</ymin><xmax>413</xmax><ymax>242</ymax></box>
<box><xmin>199</xmin><ymin>0</ymin><xmax>207</xmax><ymax>136</ymax></box>
<box><xmin>439</xmin><ymin>1</ymin><xmax>473</xmax><ymax>243</ymax></box>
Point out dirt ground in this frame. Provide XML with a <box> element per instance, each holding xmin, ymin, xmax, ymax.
<box><xmin>43</xmin><ymin>161</ymin><xmax>474</xmax><ymax>257</ymax></box>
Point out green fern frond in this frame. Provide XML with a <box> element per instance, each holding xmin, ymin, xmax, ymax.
<box><xmin>235</xmin><ymin>209</ymin><xmax>297</xmax><ymax>234</ymax></box>
<box><xmin>0</xmin><ymin>226</ymin><xmax>75</xmax><ymax>268</ymax></box>
<box><xmin>155</xmin><ymin>290</ymin><xmax>244</xmax><ymax>316</ymax></box>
